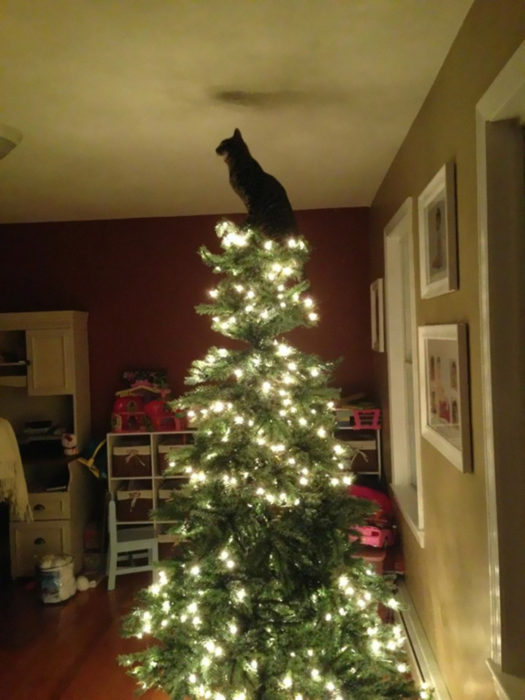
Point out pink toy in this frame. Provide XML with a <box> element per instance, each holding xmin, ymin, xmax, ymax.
<box><xmin>348</xmin><ymin>484</ymin><xmax>396</xmax><ymax>548</ymax></box>
<box><xmin>111</xmin><ymin>396</ymin><xmax>147</xmax><ymax>432</ymax></box>
<box><xmin>144</xmin><ymin>399</ymin><xmax>177</xmax><ymax>431</ymax></box>
<box><xmin>348</xmin><ymin>484</ymin><xmax>393</xmax><ymax>519</ymax></box>
<box><xmin>351</xmin><ymin>408</ymin><xmax>381</xmax><ymax>431</ymax></box>
<box><xmin>350</xmin><ymin>524</ymin><xmax>395</xmax><ymax>548</ymax></box>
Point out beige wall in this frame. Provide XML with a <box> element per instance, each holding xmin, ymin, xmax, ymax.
<box><xmin>369</xmin><ymin>2</ymin><xmax>525</xmax><ymax>698</ymax></box>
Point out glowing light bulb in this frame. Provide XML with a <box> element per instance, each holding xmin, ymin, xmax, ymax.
<box><xmin>277</xmin><ymin>343</ymin><xmax>293</xmax><ymax>357</ymax></box>
<box><xmin>370</xmin><ymin>639</ymin><xmax>382</xmax><ymax>655</ymax></box>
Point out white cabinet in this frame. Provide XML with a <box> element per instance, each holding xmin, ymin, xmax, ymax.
<box><xmin>9</xmin><ymin>461</ymin><xmax>95</xmax><ymax>577</ymax></box>
<box><xmin>0</xmin><ymin>311</ymin><xmax>90</xmax><ymax>446</ymax></box>
<box><xmin>0</xmin><ymin>311</ymin><xmax>93</xmax><ymax>578</ymax></box>
<box><xmin>26</xmin><ymin>327</ymin><xmax>74</xmax><ymax>395</ymax></box>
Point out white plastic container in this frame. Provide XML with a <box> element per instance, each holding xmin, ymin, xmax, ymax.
<box><xmin>38</xmin><ymin>554</ymin><xmax>76</xmax><ymax>603</ymax></box>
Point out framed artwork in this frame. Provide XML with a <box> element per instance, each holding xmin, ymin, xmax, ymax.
<box><xmin>417</xmin><ymin>161</ymin><xmax>458</xmax><ymax>298</ymax></box>
<box><xmin>418</xmin><ymin>323</ymin><xmax>471</xmax><ymax>472</ymax></box>
<box><xmin>370</xmin><ymin>278</ymin><xmax>384</xmax><ymax>352</ymax></box>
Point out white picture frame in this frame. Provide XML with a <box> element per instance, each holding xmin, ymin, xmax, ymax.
<box><xmin>417</xmin><ymin>161</ymin><xmax>458</xmax><ymax>298</ymax></box>
<box><xmin>370</xmin><ymin>278</ymin><xmax>384</xmax><ymax>352</ymax></box>
<box><xmin>418</xmin><ymin>323</ymin><xmax>471</xmax><ymax>473</ymax></box>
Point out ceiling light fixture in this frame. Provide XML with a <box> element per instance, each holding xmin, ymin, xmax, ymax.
<box><xmin>0</xmin><ymin>124</ymin><xmax>23</xmax><ymax>159</ymax></box>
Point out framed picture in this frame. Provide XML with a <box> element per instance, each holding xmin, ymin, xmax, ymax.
<box><xmin>370</xmin><ymin>278</ymin><xmax>384</xmax><ymax>352</ymax></box>
<box><xmin>418</xmin><ymin>323</ymin><xmax>471</xmax><ymax>472</ymax></box>
<box><xmin>417</xmin><ymin>161</ymin><xmax>458</xmax><ymax>298</ymax></box>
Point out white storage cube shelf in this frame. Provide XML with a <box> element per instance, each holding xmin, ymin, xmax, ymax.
<box><xmin>107</xmin><ymin>431</ymin><xmax>194</xmax><ymax>537</ymax></box>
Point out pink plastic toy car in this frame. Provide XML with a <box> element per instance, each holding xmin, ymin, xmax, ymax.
<box><xmin>351</xmin><ymin>524</ymin><xmax>395</xmax><ymax>548</ymax></box>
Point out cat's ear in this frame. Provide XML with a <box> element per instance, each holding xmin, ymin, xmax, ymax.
<box><xmin>233</xmin><ymin>128</ymin><xmax>242</xmax><ymax>139</ymax></box>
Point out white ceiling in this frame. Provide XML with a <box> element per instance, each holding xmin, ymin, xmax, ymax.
<box><xmin>0</xmin><ymin>0</ymin><xmax>473</xmax><ymax>224</ymax></box>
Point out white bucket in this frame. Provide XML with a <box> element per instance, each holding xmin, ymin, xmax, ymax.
<box><xmin>38</xmin><ymin>554</ymin><xmax>76</xmax><ymax>604</ymax></box>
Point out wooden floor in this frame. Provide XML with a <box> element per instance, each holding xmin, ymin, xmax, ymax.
<box><xmin>0</xmin><ymin>572</ymin><xmax>168</xmax><ymax>700</ymax></box>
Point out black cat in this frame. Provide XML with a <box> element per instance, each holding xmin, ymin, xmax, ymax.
<box><xmin>216</xmin><ymin>128</ymin><xmax>298</xmax><ymax>239</ymax></box>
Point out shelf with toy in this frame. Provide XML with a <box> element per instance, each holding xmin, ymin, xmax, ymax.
<box><xmin>106</xmin><ymin>429</ymin><xmax>196</xmax><ymax>541</ymax></box>
<box><xmin>334</xmin><ymin>405</ymin><xmax>382</xmax><ymax>477</ymax></box>
<box><xmin>110</xmin><ymin>369</ymin><xmax>189</xmax><ymax>433</ymax></box>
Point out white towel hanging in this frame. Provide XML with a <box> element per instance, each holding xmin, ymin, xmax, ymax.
<box><xmin>0</xmin><ymin>417</ymin><xmax>32</xmax><ymax>521</ymax></box>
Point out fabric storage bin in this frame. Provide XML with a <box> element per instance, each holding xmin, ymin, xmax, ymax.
<box><xmin>112</xmin><ymin>443</ymin><xmax>151</xmax><ymax>477</ymax></box>
<box><xmin>158</xmin><ymin>538</ymin><xmax>182</xmax><ymax>561</ymax></box>
<box><xmin>116</xmin><ymin>483</ymin><xmax>153</xmax><ymax>521</ymax></box>
<box><xmin>157</xmin><ymin>478</ymin><xmax>187</xmax><ymax>504</ymax></box>
<box><xmin>157</xmin><ymin>437</ymin><xmax>190</xmax><ymax>474</ymax></box>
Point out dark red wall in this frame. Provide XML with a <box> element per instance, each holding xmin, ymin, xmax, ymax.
<box><xmin>1</xmin><ymin>208</ymin><xmax>372</xmax><ymax>436</ymax></box>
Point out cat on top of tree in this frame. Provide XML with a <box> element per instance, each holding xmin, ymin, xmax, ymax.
<box><xmin>119</xmin><ymin>131</ymin><xmax>431</xmax><ymax>700</ymax></box>
<box><xmin>216</xmin><ymin>128</ymin><xmax>298</xmax><ymax>241</ymax></box>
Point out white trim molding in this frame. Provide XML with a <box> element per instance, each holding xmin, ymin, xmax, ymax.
<box><xmin>476</xmin><ymin>40</ymin><xmax>525</xmax><ymax>685</ymax></box>
<box><xmin>486</xmin><ymin>660</ymin><xmax>525</xmax><ymax>700</ymax></box>
<box><xmin>397</xmin><ymin>581</ymin><xmax>451</xmax><ymax>700</ymax></box>
<box><xmin>384</xmin><ymin>198</ymin><xmax>425</xmax><ymax>547</ymax></box>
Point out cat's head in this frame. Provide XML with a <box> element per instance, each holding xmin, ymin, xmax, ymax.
<box><xmin>216</xmin><ymin>128</ymin><xmax>247</xmax><ymax>158</ymax></box>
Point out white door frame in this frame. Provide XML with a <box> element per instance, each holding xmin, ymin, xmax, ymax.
<box><xmin>384</xmin><ymin>198</ymin><xmax>425</xmax><ymax>546</ymax></box>
<box><xmin>476</xmin><ymin>40</ymin><xmax>525</xmax><ymax>697</ymax></box>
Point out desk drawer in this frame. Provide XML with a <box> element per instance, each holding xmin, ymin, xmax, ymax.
<box><xmin>29</xmin><ymin>492</ymin><xmax>70</xmax><ymax>520</ymax></box>
<box><xmin>9</xmin><ymin>520</ymin><xmax>71</xmax><ymax>578</ymax></box>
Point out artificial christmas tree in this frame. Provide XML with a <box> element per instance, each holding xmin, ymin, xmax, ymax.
<box><xmin>120</xmin><ymin>219</ymin><xmax>428</xmax><ymax>699</ymax></box>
